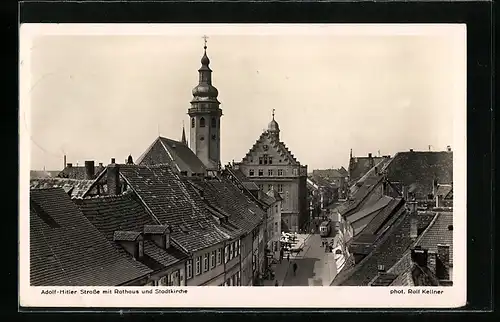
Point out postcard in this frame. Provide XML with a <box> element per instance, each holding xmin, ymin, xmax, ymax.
<box><xmin>20</xmin><ymin>23</ymin><xmax>466</xmax><ymax>308</ymax></box>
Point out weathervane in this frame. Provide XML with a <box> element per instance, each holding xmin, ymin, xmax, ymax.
<box><xmin>202</xmin><ymin>35</ymin><xmax>209</xmax><ymax>49</ymax></box>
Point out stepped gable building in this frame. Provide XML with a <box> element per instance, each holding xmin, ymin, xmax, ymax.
<box><xmin>75</xmin><ymin>192</ymin><xmax>189</xmax><ymax>286</ymax></box>
<box><xmin>236</xmin><ymin>111</ymin><xmax>308</xmax><ymax>233</ymax></box>
<box><xmin>30</xmin><ymin>188</ymin><xmax>151</xmax><ymax>286</ymax></box>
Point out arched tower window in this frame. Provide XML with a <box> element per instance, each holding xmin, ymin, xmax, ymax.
<box><xmin>191</xmin><ymin>117</ymin><xmax>195</xmax><ymax>128</ymax></box>
<box><xmin>211</xmin><ymin>117</ymin><xmax>217</xmax><ymax>128</ymax></box>
<box><xmin>200</xmin><ymin>117</ymin><xmax>206</xmax><ymax>127</ymax></box>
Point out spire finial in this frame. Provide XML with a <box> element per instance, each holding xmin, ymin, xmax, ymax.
<box><xmin>272</xmin><ymin>108</ymin><xmax>275</xmax><ymax>120</ymax></box>
<box><xmin>202</xmin><ymin>35</ymin><xmax>209</xmax><ymax>50</ymax></box>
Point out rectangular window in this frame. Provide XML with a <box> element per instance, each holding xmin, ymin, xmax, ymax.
<box><xmin>263</xmin><ymin>155</ymin><xmax>268</xmax><ymax>165</ymax></box>
<box><xmin>237</xmin><ymin>271</ymin><xmax>241</xmax><ymax>286</ymax></box>
<box><xmin>268</xmin><ymin>169</ymin><xmax>273</xmax><ymax>176</ymax></box>
<box><xmin>225</xmin><ymin>246</ymin><xmax>229</xmax><ymax>263</ymax></box>
<box><xmin>258</xmin><ymin>169</ymin><xmax>263</xmax><ymax>176</ymax></box>
<box><xmin>259</xmin><ymin>157</ymin><xmax>263</xmax><ymax>165</ymax></box>
<box><xmin>278</xmin><ymin>169</ymin><xmax>283</xmax><ymax>176</ymax></box>
<box><xmin>195</xmin><ymin>257</ymin><xmax>201</xmax><ymax>275</ymax></box>
<box><xmin>233</xmin><ymin>242</ymin><xmax>237</xmax><ymax>258</ymax></box>
<box><xmin>278</xmin><ymin>184</ymin><xmax>283</xmax><ymax>192</ymax></box>
<box><xmin>210</xmin><ymin>251</ymin><xmax>216</xmax><ymax>269</ymax></box>
<box><xmin>293</xmin><ymin>169</ymin><xmax>298</xmax><ymax>176</ymax></box>
<box><xmin>217</xmin><ymin>248</ymin><xmax>222</xmax><ymax>265</ymax></box>
<box><xmin>226</xmin><ymin>278</ymin><xmax>231</xmax><ymax>286</ymax></box>
<box><xmin>275</xmin><ymin>222</ymin><xmax>278</xmax><ymax>232</ymax></box>
<box><xmin>232</xmin><ymin>274</ymin><xmax>236</xmax><ymax>286</ymax></box>
<box><xmin>237</xmin><ymin>240</ymin><xmax>241</xmax><ymax>255</ymax></box>
<box><xmin>229</xmin><ymin>243</ymin><xmax>233</xmax><ymax>260</ymax></box>
<box><xmin>186</xmin><ymin>260</ymin><xmax>193</xmax><ymax>279</ymax></box>
<box><xmin>269</xmin><ymin>157</ymin><xmax>273</xmax><ymax>165</ymax></box>
<box><xmin>249</xmin><ymin>169</ymin><xmax>254</xmax><ymax>176</ymax></box>
<box><xmin>275</xmin><ymin>204</ymin><xmax>279</xmax><ymax>212</ymax></box>
<box><xmin>203</xmin><ymin>254</ymin><xmax>209</xmax><ymax>272</ymax></box>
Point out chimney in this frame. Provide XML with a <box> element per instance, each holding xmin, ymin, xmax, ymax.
<box><xmin>411</xmin><ymin>246</ymin><xmax>428</xmax><ymax>267</ymax></box>
<box><xmin>107</xmin><ymin>158</ymin><xmax>120</xmax><ymax>195</ymax></box>
<box><xmin>409</xmin><ymin>149</ymin><xmax>414</xmax><ymax>152</ymax></box>
<box><xmin>410</xmin><ymin>218</ymin><xmax>418</xmax><ymax>239</ymax></box>
<box><xmin>446</xmin><ymin>145</ymin><xmax>452</xmax><ymax>152</ymax></box>
<box><xmin>67</xmin><ymin>163</ymin><xmax>73</xmax><ymax>168</ymax></box>
<box><xmin>63</xmin><ymin>155</ymin><xmax>67</xmax><ymax>169</ymax></box>
<box><xmin>368</xmin><ymin>153</ymin><xmax>372</xmax><ymax>158</ymax></box>
<box><xmin>99</xmin><ymin>162</ymin><xmax>103</xmax><ymax>167</ymax></box>
<box><xmin>436</xmin><ymin>244</ymin><xmax>451</xmax><ymax>280</ymax></box>
<box><xmin>427</xmin><ymin>252</ymin><xmax>437</xmax><ymax>274</ymax></box>
<box><xmin>84</xmin><ymin>161</ymin><xmax>95</xmax><ymax>180</ymax></box>
<box><xmin>127</xmin><ymin>155</ymin><xmax>134</xmax><ymax>165</ymax></box>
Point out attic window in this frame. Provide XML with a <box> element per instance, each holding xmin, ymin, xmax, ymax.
<box><xmin>448</xmin><ymin>225</ymin><xmax>453</xmax><ymax>231</ymax></box>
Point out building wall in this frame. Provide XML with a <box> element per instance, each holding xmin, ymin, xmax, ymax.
<box><xmin>149</xmin><ymin>260</ymin><xmax>187</xmax><ymax>286</ymax></box>
<box><xmin>185</xmin><ymin>243</ymin><xmax>225</xmax><ymax>286</ymax></box>
<box><xmin>240</xmin><ymin>233</ymin><xmax>253</xmax><ymax>286</ymax></box>
<box><xmin>266</xmin><ymin>200</ymin><xmax>282</xmax><ymax>252</ymax></box>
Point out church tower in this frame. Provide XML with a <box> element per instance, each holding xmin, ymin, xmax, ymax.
<box><xmin>188</xmin><ymin>36</ymin><xmax>222</xmax><ymax>169</ymax></box>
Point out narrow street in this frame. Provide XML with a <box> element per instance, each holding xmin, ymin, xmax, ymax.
<box><xmin>282</xmin><ymin>234</ymin><xmax>339</xmax><ymax>286</ymax></box>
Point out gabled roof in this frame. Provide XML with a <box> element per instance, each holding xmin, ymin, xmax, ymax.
<box><xmin>30</xmin><ymin>178</ymin><xmax>94</xmax><ymax>199</ymax></box>
<box><xmin>189</xmin><ymin>177</ymin><xmax>266</xmax><ymax>234</ymax></box>
<box><xmin>414</xmin><ymin>211</ymin><xmax>453</xmax><ymax>263</ymax></box>
<box><xmin>332</xmin><ymin>211</ymin><xmax>436</xmax><ymax>286</ymax></box>
<box><xmin>436</xmin><ymin>184</ymin><xmax>453</xmax><ymax>199</ymax></box>
<box><xmin>349</xmin><ymin>156</ymin><xmax>386</xmax><ymax>183</ymax></box>
<box><xmin>386</xmin><ymin>151</ymin><xmax>453</xmax><ymax>198</ymax></box>
<box><xmin>117</xmin><ymin>165</ymin><xmax>229</xmax><ymax>252</ymax></box>
<box><xmin>76</xmin><ymin>191</ymin><xmax>188</xmax><ymax>269</ymax></box>
<box><xmin>57</xmin><ymin>164</ymin><xmax>105</xmax><ymax>180</ymax></box>
<box><xmin>347</xmin><ymin>195</ymin><xmax>394</xmax><ymax>224</ymax></box>
<box><xmin>137</xmin><ymin>136</ymin><xmax>207</xmax><ymax>175</ymax></box>
<box><xmin>241</xmin><ymin>131</ymin><xmax>301</xmax><ymax>165</ymax></box>
<box><xmin>338</xmin><ymin>167</ymin><xmax>349</xmax><ymax>177</ymax></box>
<box><xmin>30</xmin><ymin>188</ymin><xmax>151</xmax><ymax>286</ymax></box>
<box><xmin>30</xmin><ymin>170</ymin><xmax>60</xmax><ymax>179</ymax></box>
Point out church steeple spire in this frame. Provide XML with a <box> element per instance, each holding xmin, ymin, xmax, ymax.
<box><xmin>181</xmin><ymin>122</ymin><xmax>187</xmax><ymax>145</ymax></box>
<box><xmin>188</xmin><ymin>36</ymin><xmax>223</xmax><ymax>170</ymax></box>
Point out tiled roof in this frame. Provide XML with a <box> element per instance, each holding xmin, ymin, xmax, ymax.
<box><xmin>359</xmin><ymin>198</ymin><xmax>405</xmax><ymax>236</ymax></box>
<box><xmin>386</xmin><ymin>151</ymin><xmax>453</xmax><ymax>198</ymax></box>
<box><xmin>267</xmin><ymin>189</ymin><xmax>283</xmax><ymax>202</ymax></box>
<box><xmin>312</xmin><ymin>169</ymin><xmax>344</xmax><ymax>179</ymax></box>
<box><xmin>57</xmin><ymin>165</ymin><xmax>105</xmax><ymax>180</ymax></box>
<box><xmin>30</xmin><ymin>188</ymin><xmax>151</xmax><ymax>286</ymax></box>
<box><xmin>338</xmin><ymin>167</ymin><xmax>349</xmax><ymax>177</ymax></box>
<box><xmin>76</xmin><ymin>192</ymin><xmax>188</xmax><ymax>269</ymax></box>
<box><xmin>347</xmin><ymin>195</ymin><xmax>394</xmax><ymax>224</ymax></box>
<box><xmin>30</xmin><ymin>178</ymin><xmax>94</xmax><ymax>199</ymax></box>
<box><xmin>415</xmin><ymin>212</ymin><xmax>453</xmax><ymax>263</ymax></box>
<box><xmin>144</xmin><ymin>225</ymin><xmax>169</xmax><ymax>234</ymax></box>
<box><xmin>349</xmin><ymin>156</ymin><xmax>386</xmax><ymax>183</ymax></box>
<box><xmin>113</xmin><ymin>231</ymin><xmax>141</xmax><ymax>241</ymax></box>
<box><xmin>30</xmin><ymin>170</ymin><xmax>60</xmax><ymax>179</ymax></box>
<box><xmin>189</xmin><ymin>177</ymin><xmax>266</xmax><ymax>235</ymax></box>
<box><xmin>343</xmin><ymin>174</ymin><xmax>387</xmax><ymax>217</ymax></box>
<box><xmin>436</xmin><ymin>184</ymin><xmax>453</xmax><ymax>199</ymax></box>
<box><xmin>118</xmin><ymin>165</ymin><xmax>229</xmax><ymax>252</ymax></box>
<box><xmin>242</xmin><ymin>181</ymin><xmax>259</xmax><ymax>191</ymax></box>
<box><xmin>333</xmin><ymin>211</ymin><xmax>436</xmax><ymax>286</ymax></box>
<box><xmin>137</xmin><ymin>136</ymin><xmax>207</xmax><ymax>174</ymax></box>
<box><xmin>369</xmin><ymin>273</ymin><xmax>398</xmax><ymax>286</ymax></box>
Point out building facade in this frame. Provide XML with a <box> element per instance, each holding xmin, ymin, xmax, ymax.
<box><xmin>237</xmin><ymin>112</ymin><xmax>308</xmax><ymax>233</ymax></box>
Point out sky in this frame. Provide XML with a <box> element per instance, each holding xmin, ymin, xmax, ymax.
<box><xmin>22</xmin><ymin>24</ymin><xmax>465</xmax><ymax>171</ymax></box>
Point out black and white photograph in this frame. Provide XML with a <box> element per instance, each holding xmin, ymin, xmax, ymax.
<box><xmin>20</xmin><ymin>24</ymin><xmax>466</xmax><ymax>308</ymax></box>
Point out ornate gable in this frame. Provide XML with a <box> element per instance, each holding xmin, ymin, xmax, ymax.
<box><xmin>241</xmin><ymin>131</ymin><xmax>299</xmax><ymax>166</ymax></box>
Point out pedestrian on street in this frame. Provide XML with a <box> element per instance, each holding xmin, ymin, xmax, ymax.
<box><xmin>293</xmin><ymin>262</ymin><xmax>298</xmax><ymax>276</ymax></box>
<box><xmin>279</xmin><ymin>249</ymin><xmax>284</xmax><ymax>263</ymax></box>
<box><xmin>275</xmin><ymin>280</ymin><xmax>279</xmax><ymax>287</ymax></box>
<box><xmin>287</xmin><ymin>253</ymin><xmax>290</xmax><ymax>262</ymax></box>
